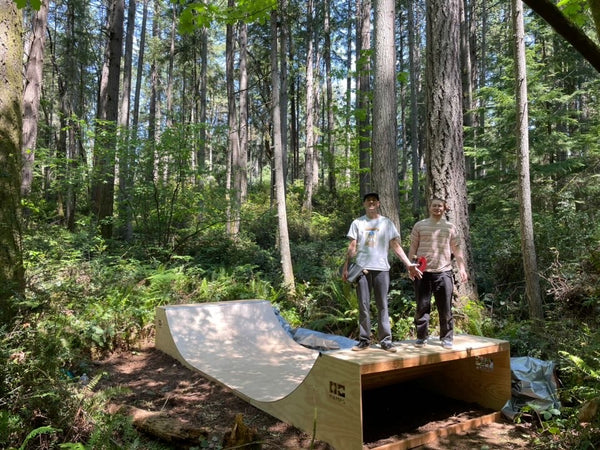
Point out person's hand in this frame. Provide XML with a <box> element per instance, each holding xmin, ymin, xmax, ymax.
<box><xmin>407</xmin><ymin>264</ymin><xmax>422</xmax><ymax>280</ymax></box>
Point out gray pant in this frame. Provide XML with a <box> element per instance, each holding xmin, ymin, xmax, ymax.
<box><xmin>355</xmin><ymin>270</ymin><xmax>392</xmax><ymax>344</ymax></box>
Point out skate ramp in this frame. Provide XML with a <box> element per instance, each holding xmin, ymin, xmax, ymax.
<box><xmin>155</xmin><ymin>299</ymin><xmax>320</xmax><ymax>402</ymax></box>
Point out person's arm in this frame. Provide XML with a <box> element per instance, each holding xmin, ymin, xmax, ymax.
<box><xmin>406</xmin><ymin>227</ymin><xmax>421</xmax><ymax>280</ymax></box>
<box><xmin>450</xmin><ymin>240</ymin><xmax>468</xmax><ymax>283</ymax></box>
<box><xmin>342</xmin><ymin>239</ymin><xmax>357</xmax><ymax>281</ymax></box>
<box><xmin>390</xmin><ymin>238</ymin><xmax>421</xmax><ymax>279</ymax></box>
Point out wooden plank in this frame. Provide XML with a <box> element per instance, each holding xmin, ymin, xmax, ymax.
<box><xmin>369</xmin><ymin>411</ymin><xmax>503</xmax><ymax>450</ymax></box>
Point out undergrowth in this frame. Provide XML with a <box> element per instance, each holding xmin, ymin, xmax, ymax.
<box><xmin>2</xmin><ymin>208</ymin><xmax>599</xmax><ymax>448</ymax></box>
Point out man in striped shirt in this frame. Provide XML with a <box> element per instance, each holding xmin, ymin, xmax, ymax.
<box><xmin>408</xmin><ymin>197</ymin><xmax>468</xmax><ymax>349</ymax></box>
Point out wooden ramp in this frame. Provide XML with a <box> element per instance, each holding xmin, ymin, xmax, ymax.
<box><xmin>155</xmin><ymin>299</ymin><xmax>511</xmax><ymax>450</ymax></box>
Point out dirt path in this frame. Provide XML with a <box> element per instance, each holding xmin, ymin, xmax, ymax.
<box><xmin>95</xmin><ymin>342</ymin><xmax>534</xmax><ymax>449</ymax></box>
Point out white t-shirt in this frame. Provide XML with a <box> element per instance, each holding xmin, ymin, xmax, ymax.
<box><xmin>347</xmin><ymin>215</ymin><xmax>400</xmax><ymax>271</ymax></box>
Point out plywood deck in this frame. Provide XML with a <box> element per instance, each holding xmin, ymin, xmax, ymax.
<box><xmin>155</xmin><ymin>299</ymin><xmax>511</xmax><ymax>450</ymax></box>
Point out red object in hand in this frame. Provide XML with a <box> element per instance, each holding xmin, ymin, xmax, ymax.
<box><xmin>416</xmin><ymin>256</ymin><xmax>427</xmax><ymax>272</ymax></box>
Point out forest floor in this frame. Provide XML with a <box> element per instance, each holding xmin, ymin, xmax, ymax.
<box><xmin>95</xmin><ymin>339</ymin><xmax>537</xmax><ymax>449</ymax></box>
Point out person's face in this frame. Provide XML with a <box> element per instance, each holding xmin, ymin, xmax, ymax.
<box><xmin>429</xmin><ymin>199</ymin><xmax>446</xmax><ymax>217</ymax></box>
<box><xmin>363</xmin><ymin>196</ymin><xmax>380</xmax><ymax>211</ymax></box>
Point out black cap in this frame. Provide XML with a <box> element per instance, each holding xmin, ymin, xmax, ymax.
<box><xmin>363</xmin><ymin>192</ymin><xmax>379</xmax><ymax>201</ymax></box>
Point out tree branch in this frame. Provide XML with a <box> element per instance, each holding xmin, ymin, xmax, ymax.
<box><xmin>521</xmin><ymin>0</ymin><xmax>600</xmax><ymax>72</ymax></box>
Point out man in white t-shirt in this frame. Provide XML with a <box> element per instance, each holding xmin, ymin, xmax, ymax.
<box><xmin>342</xmin><ymin>192</ymin><xmax>420</xmax><ymax>352</ymax></box>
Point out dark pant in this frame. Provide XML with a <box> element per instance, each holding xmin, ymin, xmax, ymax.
<box><xmin>355</xmin><ymin>270</ymin><xmax>392</xmax><ymax>344</ymax></box>
<box><xmin>413</xmin><ymin>271</ymin><xmax>454</xmax><ymax>342</ymax></box>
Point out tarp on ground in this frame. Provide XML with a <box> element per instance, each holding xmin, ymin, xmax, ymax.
<box><xmin>502</xmin><ymin>356</ymin><xmax>561</xmax><ymax>420</ymax></box>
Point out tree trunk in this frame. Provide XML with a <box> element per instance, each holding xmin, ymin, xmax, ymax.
<box><xmin>225</xmin><ymin>1</ymin><xmax>240</xmax><ymax>236</ymax></box>
<box><xmin>372</xmin><ymin>0</ymin><xmax>401</xmax><ymax>230</ymax></box>
<box><xmin>271</xmin><ymin>8</ymin><xmax>295</xmax><ymax>295</ymax></box>
<box><xmin>302</xmin><ymin>0</ymin><xmax>316</xmax><ymax>213</ymax></box>
<box><xmin>118</xmin><ymin>0</ymin><xmax>136</xmax><ymax>241</ymax></box>
<box><xmin>357</xmin><ymin>0</ymin><xmax>371</xmax><ymax>198</ymax></box>
<box><xmin>21</xmin><ymin>0</ymin><xmax>48</xmax><ymax>197</ymax></box>
<box><xmin>460</xmin><ymin>0</ymin><xmax>476</xmax><ymax>180</ymax></box>
<box><xmin>408</xmin><ymin>0</ymin><xmax>421</xmax><ymax>219</ymax></box>
<box><xmin>324</xmin><ymin>0</ymin><xmax>336</xmax><ymax>192</ymax></box>
<box><xmin>238</xmin><ymin>22</ymin><xmax>249</xmax><ymax>203</ymax></box>
<box><xmin>344</xmin><ymin>0</ymin><xmax>353</xmax><ymax>187</ymax></box>
<box><xmin>57</xmin><ymin>1</ymin><xmax>79</xmax><ymax>232</ymax></box>
<box><xmin>512</xmin><ymin>0</ymin><xmax>544</xmax><ymax>321</ymax></box>
<box><xmin>425</xmin><ymin>0</ymin><xmax>477</xmax><ymax>301</ymax></box>
<box><xmin>279</xmin><ymin>0</ymin><xmax>289</xmax><ymax>183</ymax></box>
<box><xmin>197</xmin><ymin>23</ymin><xmax>208</xmax><ymax>175</ymax></box>
<box><xmin>92</xmin><ymin>0</ymin><xmax>124</xmax><ymax>239</ymax></box>
<box><xmin>0</xmin><ymin>0</ymin><xmax>25</xmax><ymax>321</ymax></box>
<box><xmin>132</xmin><ymin>0</ymin><xmax>148</xmax><ymax>139</ymax></box>
<box><xmin>147</xmin><ymin>0</ymin><xmax>159</xmax><ymax>183</ymax></box>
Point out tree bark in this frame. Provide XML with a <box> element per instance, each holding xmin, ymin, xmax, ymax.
<box><xmin>408</xmin><ymin>0</ymin><xmax>421</xmax><ymax>218</ymax></box>
<box><xmin>129</xmin><ymin>406</ymin><xmax>209</xmax><ymax>444</ymax></box>
<box><xmin>225</xmin><ymin>1</ymin><xmax>240</xmax><ymax>236</ymax></box>
<box><xmin>92</xmin><ymin>0</ymin><xmax>124</xmax><ymax>239</ymax></box>
<box><xmin>132</xmin><ymin>0</ymin><xmax>148</xmax><ymax>139</ymax></box>
<box><xmin>357</xmin><ymin>0</ymin><xmax>371</xmax><ymax>198</ymax></box>
<box><xmin>425</xmin><ymin>0</ymin><xmax>477</xmax><ymax>301</ymax></box>
<box><xmin>0</xmin><ymin>0</ymin><xmax>25</xmax><ymax>322</ymax></box>
<box><xmin>324</xmin><ymin>0</ymin><xmax>336</xmax><ymax>192</ymax></box>
<box><xmin>197</xmin><ymin>23</ymin><xmax>208</xmax><ymax>174</ymax></box>
<box><xmin>118</xmin><ymin>0</ymin><xmax>136</xmax><ymax>241</ymax></box>
<box><xmin>238</xmin><ymin>21</ymin><xmax>249</xmax><ymax>203</ymax></box>
<box><xmin>271</xmin><ymin>8</ymin><xmax>295</xmax><ymax>295</ymax></box>
<box><xmin>372</xmin><ymin>0</ymin><xmax>401</xmax><ymax>230</ymax></box>
<box><xmin>302</xmin><ymin>0</ymin><xmax>316</xmax><ymax>213</ymax></box>
<box><xmin>21</xmin><ymin>0</ymin><xmax>48</xmax><ymax>197</ymax></box>
<box><xmin>512</xmin><ymin>0</ymin><xmax>544</xmax><ymax>321</ymax></box>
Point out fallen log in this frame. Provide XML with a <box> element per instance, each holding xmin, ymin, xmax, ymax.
<box><xmin>128</xmin><ymin>406</ymin><xmax>209</xmax><ymax>444</ymax></box>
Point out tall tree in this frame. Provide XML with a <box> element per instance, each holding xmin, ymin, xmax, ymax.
<box><xmin>225</xmin><ymin>0</ymin><xmax>241</xmax><ymax>236</ymax></box>
<box><xmin>356</xmin><ymin>0</ymin><xmax>371</xmax><ymax>198</ymax></box>
<box><xmin>118</xmin><ymin>0</ymin><xmax>136</xmax><ymax>241</ymax></box>
<box><xmin>271</xmin><ymin>7</ymin><xmax>295</xmax><ymax>295</ymax></box>
<box><xmin>238</xmin><ymin>21</ymin><xmax>249</xmax><ymax>203</ymax></box>
<box><xmin>302</xmin><ymin>0</ymin><xmax>317</xmax><ymax>212</ymax></box>
<box><xmin>407</xmin><ymin>0</ymin><xmax>421</xmax><ymax>218</ymax></box>
<box><xmin>21</xmin><ymin>0</ymin><xmax>48</xmax><ymax>197</ymax></box>
<box><xmin>92</xmin><ymin>0</ymin><xmax>124</xmax><ymax>239</ymax></box>
<box><xmin>324</xmin><ymin>0</ymin><xmax>336</xmax><ymax>192</ymax></box>
<box><xmin>513</xmin><ymin>0</ymin><xmax>543</xmax><ymax>321</ymax></box>
<box><xmin>132</xmin><ymin>0</ymin><xmax>148</xmax><ymax>139</ymax></box>
<box><xmin>372</xmin><ymin>0</ymin><xmax>401</xmax><ymax>229</ymax></box>
<box><xmin>197</xmin><ymin>21</ymin><xmax>208</xmax><ymax>174</ymax></box>
<box><xmin>279</xmin><ymin>0</ymin><xmax>289</xmax><ymax>183</ymax></box>
<box><xmin>0</xmin><ymin>0</ymin><xmax>25</xmax><ymax>322</ymax></box>
<box><xmin>425</xmin><ymin>0</ymin><xmax>477</xmax><ymax>300</ymax></box>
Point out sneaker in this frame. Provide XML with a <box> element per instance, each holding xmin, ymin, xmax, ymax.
<box><xmin>381</xmin><ymin>341</ymin><xmax>397</xmax><ymax>353</ymax></box>
<box><xmin>414</xmin><ymin>338</ymin><xmax>427</xmax><ymax>348</ymax></box>
<box><xmin>352</xmin><ymin>341</ymin><xmax>370</xmax><ymax>351</ymax></box>
<box><xmin>441</xmin><ymin>339</ymin><xmax>453</xmax><ymax>349</ymax></box>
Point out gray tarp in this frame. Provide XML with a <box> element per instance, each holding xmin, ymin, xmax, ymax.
<box><xmin>502</xmin><ymin>356</ymin><xmax>561</xmax><ymax>420</ymax></box>
<box><xmin>273</xmin><ymin>307</ymin><xmax>358</xmax><ymax>351</ymax></box>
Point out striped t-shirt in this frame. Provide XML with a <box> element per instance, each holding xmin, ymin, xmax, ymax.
<box><xmin>410</xmin><ymin>217</ymin><xmax>461</xmax><ymax>273</ymax></box>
